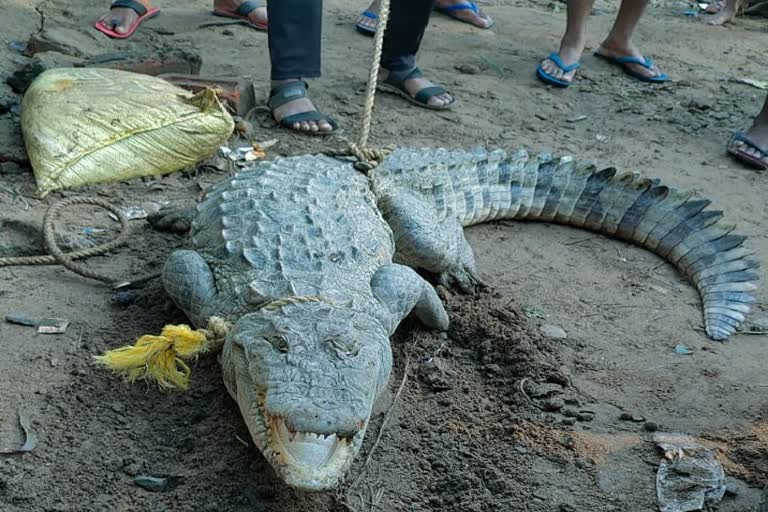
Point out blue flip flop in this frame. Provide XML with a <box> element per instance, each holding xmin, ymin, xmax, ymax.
<box><xmin>434</xmin><ymin>1</ymin><xmax>494</xmax><ymax>29</ymax></box>
<box><xmin>594</xmin><ymin>53</ymin><xmax>668</xmax><ymax>83</ymax></box>
<box><xmin>536</xmin><ymin>52</ymin><xmax>581</xmax><ymax>88</ymax></box>
<box><xmin>355</xmin><ymin>10</ymin><xmax>378</xmax><ymax>36</ymax></box>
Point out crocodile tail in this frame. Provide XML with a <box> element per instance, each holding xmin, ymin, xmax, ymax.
<box><xmin>456</xmin><ymin>152</ymin><xmax>758</xmax><ymax>342</ymax></box>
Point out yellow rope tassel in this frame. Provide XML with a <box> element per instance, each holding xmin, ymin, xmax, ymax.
<box><xmin>94</xmin><ymin>318</ymin><xmax>230</xmax><ymax>391</ymax></box>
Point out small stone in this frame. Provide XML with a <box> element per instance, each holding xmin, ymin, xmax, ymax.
<box><xmin>561</xmin><ymin>417</ymin><xmax>577</xmax><ymax>426</ymax></box>
<box><xmin>631</xmin><ymin>414</ymin><xmax>645</xmax><ymax>422</ymax></box>
<box><xmin>25</xmin><ymin>28</ymin><xmax>98</xmax><ymax>58</ymax></box>
<box><xmin>112</xmin><ymin>291</ymin><xmax>137</xmax><ymax>306</ymax></box>
<box><xmin>619</xmin><ymin>412</ymin><xmax>633</xmax><ymax>421</ymax></box>
<box><xmin>514</xmin><ymin>444</ymin><xmax>528</xmax><ymax>454</ymax></box>
<box><xmin>455</xmin><ymin>63</ymin><xmax>481</xmax><ymax>75</ymax></box>
<box><xmin>644</xmin><ymin>421</ymin><xmax>658</xmax><ymax>432</ymax></box>
<box><xmin>577</xmin><ymin>412</ymin><xmax>594</xmax><ymax>422</ymax></box>
<box><xmin>540</xmin><ymin>324</ymin><xmax>567</xmax><ymax>339</ymax></box>
<box><xmin>541</xmin><ymin>398</ymin><xmax>564</xmax><ymax>412</ymax></box>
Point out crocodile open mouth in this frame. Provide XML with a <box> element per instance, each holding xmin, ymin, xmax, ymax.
<box><xmin>266</xmin><ymin>417</ymin><xmax>359</xmax><ymax>490</ymax></box>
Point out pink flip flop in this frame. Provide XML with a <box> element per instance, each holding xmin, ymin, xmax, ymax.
<box><xmin>94</xmin><ymin>0</ymin><xmax>160</xmax><ymax>39</ymax></box>
<box><xmin>211</xmin><ymin>0</ymin><xmax>267</xmax><ymax>31</ymax></box>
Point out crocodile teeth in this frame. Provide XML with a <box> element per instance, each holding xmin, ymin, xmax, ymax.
<box><xmin>275</xmin><ymin>421</ymin><xmax>340</xmax><ymax>468</ymax></box>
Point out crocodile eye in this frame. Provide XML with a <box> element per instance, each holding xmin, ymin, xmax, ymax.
<box><xmin>266</xmin><ymin>335</ymin><xmax>289</xmax><ymax>353</ymax></box>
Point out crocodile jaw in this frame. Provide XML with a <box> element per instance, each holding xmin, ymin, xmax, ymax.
<box><xmin>224</xmin><ymin>345</ymin><xmax>365</xmax><ymax>491</ymax></box>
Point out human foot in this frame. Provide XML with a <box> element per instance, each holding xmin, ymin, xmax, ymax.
<box><xmin>707</xmin><ymin>0</ymin><xmax>742</xmax><ymax>25</ymax></box>
<box><xmin>704</xmin><ymin>0</ymin><xmax>724</xmax><ymax>13</ymax></box>
<box><xmin>595</xmin><ymin>42</ymin><xmax>667</xmax><ymax>82</ymax></box>
<box><xmin>95</xmin><ymin>0</ymin><xmax>159</xmax><ymax>37</ymax></box>
<box><xmin>377</xmin><ymin>67</ymin><xmax>454</xmax><ymax>110</ymax></box>
<box><xmin>434</xmin><ymin>0</ymin><xmax>494</xmax><ymax>29</ymax></box>
<box><xmin>728</xmin><ymin>119</ymin><xmax>768</xmax><ymax>169</ymax></box>
<box><xmin>269</xmin><ymin>80</ymin><xmax>337</xmax><ymax>135</ymax></box>
<box><xmin>356</xmin><ymin>0</ymin><xmax>380</xmax><ymax>34</ymax></box>
<box><xmin>212</xmin><ymin>0</ymin><xmax>267</xmax><ymax>29</ymax></box>
<box><xmin>538</xmin><ymin>40</ymin><xmax>584</xmax><ymax>86</ymax></box>
<box><xmin>356</xmin><ymin>0</ymin><xmax>492</xmax><ymax>35</ymax></box>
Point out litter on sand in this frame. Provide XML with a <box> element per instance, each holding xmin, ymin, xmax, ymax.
<box><xmin>0</xmin><ymin>412</ymin><xmax>38</xmax><ymax>454</ymax></box>
<box><xmin>653</xmin><ymin>433</ymin><xmax>726</xmax><ymax>512</ymax></box>
<box><xmin>36</xmin><ymin>318</ymin><xmax>70</xmax><ymax>334</ymax></box>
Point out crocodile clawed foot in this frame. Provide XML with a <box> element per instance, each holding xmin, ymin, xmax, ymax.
<box><xmin>439</xmin><ymin>268</ymin><xmax>486</xmax><ymax>294</ymax></box>
<box><xmin>147</xmin><ymin>206</ymin><xmax>196</xmax><ymax>234</ymax></box>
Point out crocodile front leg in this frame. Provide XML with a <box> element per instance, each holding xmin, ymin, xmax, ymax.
<box><xmin>163</xmin><ymin>250</ymin><xmax>220</xmax><ymax>327</ymax></box>
<box><xmin>148</xmin><ymin>206</ymin><xmax>197</xmax><ymax>234</ymax></box>
<box><xmin>379</xmin><ymin>192</ymin><xmax>484</xmax><ymax>293</ymax></box>
<box><xmin>370</xmin><ymin>264</ymin><xmax>449</xmax><ymax>335</ymax></box>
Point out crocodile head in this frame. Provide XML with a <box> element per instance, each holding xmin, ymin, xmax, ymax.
<box><xmin>221</xmin><ymin>300</ymin><xmax>392</xmax><ymax>491</ymax></box>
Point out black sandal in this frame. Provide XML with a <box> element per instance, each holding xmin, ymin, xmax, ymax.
<box><xmin>377</xmin><ymin>67</ymin><xmax>455</xmax><ymax>111</ymax></box>
<box><xmin>267</xmin><ymin>81</ymin><xmax>338</xmax><ymax>136</ymax></box>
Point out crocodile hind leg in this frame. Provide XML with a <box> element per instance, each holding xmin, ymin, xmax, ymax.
<box><xmin>371</xmin><ymin>264</ymin><xmax>449</xmax><ymax>335</ymax></box>
<box><xmin>379</xmin><ymin>193</ymin><xmax>483</xmax><ymax>293</ymax></box>
<box><xmin>163</xmin><ymin>250</ymin><xmax>220</xmax><ymax>327</ymax></box>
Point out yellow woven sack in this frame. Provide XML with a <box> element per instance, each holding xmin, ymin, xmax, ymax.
<box><xmin>21</xmin><ymin>68</ymin><xmax>234</xmax><ymax>197</ymax></box>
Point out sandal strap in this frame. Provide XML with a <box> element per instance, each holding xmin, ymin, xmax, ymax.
<box><xmin>730</xmin><ymin>132</ymin><xmax>768</xmax><ymax>157</ymax></box>
<box><xmin>414</xmin><ymin>86</ymin><xmax>448</xmax><ymax>105</ymax></box>
<box><xmin>268</xmin><ymin>81</ymin><xmax>309</xmax><ymax>109</ymax></box>
<box><xmin>235</xmin><ymin>0</ymin><xmax>263</xmax><ymax>17</ymax></box>
<box><xmin>279</xmin><ymin>111</ymin><xmax>338</xmax><ymax>130</ymax></box>
<box><xmin>110</xmin><ymin>0</ymin><xmax>150</xmax><ymax>16</ymax></box>
<box><xmin>382</xmin><ymin>67</ymin><xmax>423</xmax><ymax>87</ymax></box>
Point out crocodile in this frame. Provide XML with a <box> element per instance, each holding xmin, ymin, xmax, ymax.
<box><xmin>151</xmin><ymin>147</ymin><xmax>758</xmax><ymax>491</ymax></box>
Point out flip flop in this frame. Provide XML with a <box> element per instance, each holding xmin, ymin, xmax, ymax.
<box><xmin>212</xmin><ymin>0</ymin><xmax>267</xmax><ymax>31</ymax></box>
<box><xmin>727</xmin><ymin>131</ymin><xmax>768</xmax><ymax>170</ymax></box>
<box><xmin>433</xmin><ymin>1</ymin><xmax>494</xmax><ymax>29</ymax></box>
<box><xmin>594</xmin><ymin>53</ymin><xmax>668</xmax><ymax>83</ymax></box>
<box><xmin>268</xmin><ymin>81</ymin><xmax>339</xmax><ymax>136</ymax></box>
<box><xmin>536</xmin><ymin>52</ymin><xmax>581</xmax><ymax>88</ymax></box>
<box><xmin>377</xmin><ymin>67</ymin><xmax>455</xmax><ymax>111</ymax></box>
<box><xmin>94</xmin><ymin>0</ymin><xmax>160</xmax><ymax>39</ymax></box>
<box><xmin>355</xmin><ymin>10</ymin><xmax>378</xmax><ymax>36</ymax></box>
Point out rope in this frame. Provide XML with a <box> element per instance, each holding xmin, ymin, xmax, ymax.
<box><xmin>326</xmin><ymin>0</ymin><xmax>393</xmax><ymax>173</ymax></box>
<box><xmin>0</xmin><ymin>197</ymin><xmax>132</xmax><ymax>284</ymax></box>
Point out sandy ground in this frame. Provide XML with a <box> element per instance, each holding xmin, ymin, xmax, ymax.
<box><xmin>0</xmin><ymin>0</ymin><xmax>767</xmax><ymax>510</ymax></box>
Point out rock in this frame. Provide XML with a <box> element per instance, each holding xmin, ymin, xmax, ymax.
<box><xmin>514</xmin><ymin>444</ymin><xmax>528</xmax><ymax>454</ymax></box>
<box><xmin>83</xmin><ymin>48</ymin><xmax>203</xmax><ymax>76</ymax></box>
<box><xmin>644</xmin><ymin>421</ymin><xmax>659</xmax><ymax>432</ymax></box>
<box><xmin>620</xmin><ymin>412</ymin><xmax>645</xmax><ymax>422</ymax></box>
<box><xmin>455</xmin><ymin>63</ymin><xmax>481</xmax><ymax>75</ymax></box>
<box><xmin>577</xmin><ymin>411</ymin><xmax>595</xmax><ymax>422</ymax></box>
<box><xmin>540</xmin><ymin>324</ymin><xmax>567</xmax><ymax>339</ymax></box>
<box><xmin>561</xmin><ymin>417</ymin><xmax>577</xmax><ymax>426</ymax></box>
<box><xmin>0</xmin><ymin>162</ymin><xmax>25</xmax><ymax>175</ymax></box>
<box><xmin>529</xmin><ymin>382</ymin><xmax>564</xmax><ymax>398</ymax></box>
<box><xmin>6</xmin><ymin>51</ymin><xmax>84</xmax><ymax>93</ymax></box>
<box><xmin>541</xmin><ymin>398</ymin><xmax>564</xmax><ymax>412</ymax></box>
<box><xmin>25</xmin><ymin>27</ymin><xmax>101</xmax><ymax>58</ymax></box>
